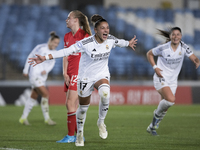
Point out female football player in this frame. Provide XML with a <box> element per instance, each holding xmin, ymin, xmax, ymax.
<box><xmin>28</xmin><ymin>14</ymin><xmax>137</xmax><ymax>146</ymax></box>
<box><xmin>57</xmin><ymin>10</ymin><xmax>92</xmax><ymax>143</ymax></box>
<box><xmin>19</xmin><ymin>31</ymin><xmax>60</xmax><ymax>125</ymax></box>
<box><xmin>146</xmin><ymin>27</ymin><xmax>200</xmax><ymax>136</ymax></box>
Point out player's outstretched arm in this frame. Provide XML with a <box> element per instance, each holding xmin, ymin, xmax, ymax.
<box><xmin>128</xmin><ymin>35</ymin><xmax>137</xmax><ymax>51</ymax></box>
<box><xmin>28</xmin><ymin>54</ymin><xmax>50</xmax><ymax>66</ymax></box>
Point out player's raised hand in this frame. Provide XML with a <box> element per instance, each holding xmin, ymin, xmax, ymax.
<box><xmin>128</xmin><ymin>35</ymin><xmax>137</xmax><ymax>51</ymax></box>
<box><xmin>28</xmin><ymin>54</ymin><xmax>46</xmax><ymax>66</ymax></box>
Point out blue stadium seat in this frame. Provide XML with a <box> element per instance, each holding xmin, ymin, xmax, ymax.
<box><xmin>193</xmin><ymin>9</ymin><xmax>200</xmax><ymax>18</ymax></box>
<box><xmin>194</xmin><ymin>31</ymin><xmax>200</xmax><ymax>44</ymax></box>
<box><xmin>115</xmin><ymin>18</ymin><xmax>126</xmax><ymax>37</ymax></box>
<box><xmin>144</xmin><ymin>34</ymin><xmax>154</xmax><ymax>50</ymax></box>
<box><xmin>164</xmin><ymin>9</ymin><xmax>174</xmax><ymax>23</ymax></box>
<box><xmin>155</xmin><ymin>9</ymin><xmax>165</xmax><ymax>23</ymax></box>
<box><xmin>51</xmin><ymin>58</ymin><xmax>62</xmax><ymax>75</ymax></box>
<box><xmin>85</xmin><ymin>5</ymin><xmax>98</xmax><ymax>17</ymax></box>
<box><xmin>19</xmin><ymin>53</ymin><xmax>28</xmax><ymax>67</ymax></box>
<box><xmin>135</xmin><ymin>8</ymin><xmax>146</xmax><ymax>19</ymax></box>
<box><xmin>30</xmin><ymin>5</ymin><xmax>41</xmax><ymax>20</ymax></box>
<box><xmin>97</xmin><ymin>5</ymin><xmax>106</xmax><ymax>18</ymax></box>
<box><xmin>133</xmin><ymin>56</ymin><xmax>148</xmax><ymax>76</ymax></box>
<box><xmin>182</xmin><ymin>35</ymin><xmax>194</xmax><ymax>45</ymax></box>
<box><xmin>59</xmin><ymin>10</ymin><xmax>70</xmax><ymax>20</ymax></box>
<box><xmin>106</xmin><ymin>7</ymin><xmax>116</xmax><ymax>27</ymax></box>
<box><xmin>125</xmin><ymin>23</ymin><xmax>135</xmax><ymax>39</ymax></box>
<box><xmin>193</xmin><ymin>43</ymin><xmax>200</xmax><ymax>51</ymax></box>
<box><xmin>135</xmin><ymin>28</ymin><xmax>144</xmax><ymax>41</ymax></box>
<box><xmin>0</xmin><ymin>4</ymin><xmax>10</xmax><ymax>36</ymax></box>
<box><xmin>146</xmin><ymin>8</ymin><xmax>156</xmax><ymax>19</ymax></box>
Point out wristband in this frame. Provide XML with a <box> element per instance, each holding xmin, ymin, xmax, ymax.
<box><xmin>45</xmin><ymin>55</ymin><xmax>50</xmax><ymax>60</ymax></box>
<box><xmin>153</xmin><ymin>65</ymin><xmax>157</xmax><ymax>69</ymax></box>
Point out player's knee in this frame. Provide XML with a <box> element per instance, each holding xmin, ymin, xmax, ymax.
<box><xmin>98</xmin><ymin>84</ymin><xmax>110</xmax><ymax>104</ymax></box>
<box><xmin>41</xmin><ymin>97</ymin><xmax>48</xmax><ymax>106</ymax></box>
<box><xmin>41</xmin><ymin>92</ymin><xmax>49</xmax><ymax>99</ymax></box>
<box><xmin>167</xmin><ymin>96</ymin><xmax>175</xmax><ymax>103</ymax></box>
<box><xmin>79</xmin><ymin>104</ymin><xmax>89</xmax><ymax>114</ymax></box>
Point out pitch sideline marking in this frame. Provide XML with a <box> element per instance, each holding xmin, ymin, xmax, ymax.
<box><xmin>0</xmin><ymin>148</ymin><xmax>22</xmax><ymax>150</ymax></box>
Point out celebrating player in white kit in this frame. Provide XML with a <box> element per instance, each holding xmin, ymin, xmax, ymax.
<box><xmin>146</xmin><ymin>27</ymin><xmax>200</xmax><ymax>136</ymax></box>
<box><xmin>19</xmin><ymin>31</ymin><xmax>60</xmax><ymax>125</ymax></box>
<box><xmin>29</xmin><ymin>14</ymin><xmax>137</xmax><ymax>146</ymax></box>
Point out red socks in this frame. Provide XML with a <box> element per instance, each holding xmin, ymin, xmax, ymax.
<box><xmin>67</xmin><ymin>111</ymin><xmax>77</xmax><ymax>136</ymax></box>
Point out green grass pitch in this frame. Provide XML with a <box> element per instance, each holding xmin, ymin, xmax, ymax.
<box><xmin>0</xmin><ymin>105</ymin><xmax>200</xmax><ymax>150</ymax></box>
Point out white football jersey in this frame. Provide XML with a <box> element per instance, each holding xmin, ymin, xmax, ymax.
<box><xmin>52</xmin><ymin>34</ymin><xmax>129</xmax><ymax>81</ymax></box>
<box><xmin>23</xmin><ymin>43</ymin><xmax>56</xmax><ymax>81</ymax></box>
<box><xmin>152</xmin><ymin>41</ymin><xmax>193</xmax><ymax>83</ymax></box>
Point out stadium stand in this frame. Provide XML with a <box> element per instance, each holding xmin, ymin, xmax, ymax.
<box><xmin>0</xmin><ymin>4</ymin><xmax>200</xmax><ymax>80</ymax></box>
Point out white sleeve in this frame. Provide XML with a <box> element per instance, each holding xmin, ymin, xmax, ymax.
<box><xmin>51</xmin><ymin>41</ymin><xmax>84</xmax><ymax>59</ymax></box>
<box><xmin>114</xmin><ymin>39</ymin><xmax>129</xmax><ymax>48</ymax></box>
<box><xmin>22</xmin><ymin>49</ymin><xmax>36</xmax><ymax>74</ymax></box>
<box><xmin>152</xmin><ymin>42</ymin><xmax>170</xmax><ymax>56</ymax></box>
<box><xmin>181</xmin><ymin>41</ymin><xmax>193</xmax><ymax>57</ymax></box>
<box><xmin>185</xmin><ymin>47</ymin><xmax>193</xmax><ymax>57</ymax></box>
<box><xmin>152</xmin><ymin>45</ymin><xmax>162</xmax><ymax>56</ymax></box>
<box><xmin>108</xmin><ymin>35</ymin><xmax>128</xmax><ymax>48</ymax></box>
<box><xmin>23</xmin><ymin>55</ymin><xmax>31</xmax><ymax>74</ymax></box>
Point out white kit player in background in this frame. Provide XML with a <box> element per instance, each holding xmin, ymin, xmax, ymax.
<box><xmin>28</xmin><ymin>14</ymin><xmax>137</xmax><ymax>147</ymax></box>
<box><xmin>19</xmin><ymin>31</ymin><xmax>60</xmax><ymax>125</ymax></box>
<box><xmin>146</xmin><ymin>27</ymin><xmax>200</xmax><ymax>136</ymax></box>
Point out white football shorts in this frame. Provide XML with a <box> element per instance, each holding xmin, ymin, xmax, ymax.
<box><xmin>29</xmin><ymin>77</ymin><xmax>45</xmax><ymax>88</ymax></box>
<box><xmin>77</xmin><ymin>76</ymin><xmax>110</xmax><ymax>97</ymax></box>
<box><xmin>153</xmin><ymin>75</ymin><xmax>177</xmax><ymax>95</ymax></box>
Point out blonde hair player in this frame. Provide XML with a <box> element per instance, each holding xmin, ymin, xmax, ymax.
<box><xmin>19</xmin><ymin>31</ymin><xmax>60</xmax><ymax>125</ymax></box>
<box><xmin>56</xmin><ymin>10</ymin><xmax>92</xmax><ymax>143</ymax></box>
<box><xmin>146</xmin><ymin>27</ymin><xmax>200</xmax><ymax>136</ymax></box>
<box><xmin>28</xmin><ymin>14</ymin><xmax>137</xmax><ymax>146</ymax></box>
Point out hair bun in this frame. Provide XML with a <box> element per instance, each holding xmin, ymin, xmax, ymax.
<box><xmin>50</xmin><ymin>31</ymin><xmax>56</xmax><ymax>36</ymax></box>
<box><xmin>91</xmin><ymin>14</ymin><xmax>103</xmax><ymax>23</ymax></box>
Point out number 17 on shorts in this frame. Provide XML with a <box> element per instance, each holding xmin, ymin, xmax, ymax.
<box><xmin>77</xmin><ymin>80</ymin><xmax>94</xmax><ymax>97</ymax></box>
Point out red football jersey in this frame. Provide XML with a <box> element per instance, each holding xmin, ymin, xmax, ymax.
<box><xmin>64</xmin><ymin>28</ymin><xmax>89</xmax><ymax>74</ymax></box>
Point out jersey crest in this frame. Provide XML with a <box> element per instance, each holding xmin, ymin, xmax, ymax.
<box><xmin>106</xmin><ymin>45</ymin><xmax>109</xmax><ymax>50</ymax></box>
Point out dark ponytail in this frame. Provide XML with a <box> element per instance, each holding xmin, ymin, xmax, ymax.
<box><xmin>157</xmin><ymin>27</ymin><xmax>182</xmax><ymax>43</ymax></box>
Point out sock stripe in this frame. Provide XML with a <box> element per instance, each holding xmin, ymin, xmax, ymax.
<box><xmin>68</xmin><ymin>111</ymin><xmax>76</xmax><ymax>116</ymax></box>
<box><xmin>98</xmin><ymin>84</ymin><xmax>110</xmax><ymax>90</ymax></box>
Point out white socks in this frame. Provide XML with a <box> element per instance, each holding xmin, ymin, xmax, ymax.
<box><xmin>76</xmin><ymin>104</ymin><xmax>89</xmax><ymax>132</ymax></box>
<box><xmin>98</xmin><ymin>98</ymin><xmax>109</xmax><ymax>124</ymax></box>
<box><xmin>21</xmin><ymin>97</ymin><xmax>35</xmax><ymax>119</ymax></box>
<box><xmin>155</xmin><ymin>99</ymin><xmax>174</xmax><ymax>116</ymax></box>
<box><xmin>98</xmin><ymin>84</ymin><xmax>110</xmax><ymax>124</ymax></box>
<box><xmin>41</xmin><ymin>97</ymin><xmax>50</xmax><ymax>121</ymax></box>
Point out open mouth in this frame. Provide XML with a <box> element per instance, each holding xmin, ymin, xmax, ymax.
<box><xmin>103</xmin><ymin>33</ymin><xmax>108</xmax><ymax>38</ymax></box>
<box><xmin>174</xmin><ymin>39</ymin><xmax>179</xmax><ymax>42</ymax></box>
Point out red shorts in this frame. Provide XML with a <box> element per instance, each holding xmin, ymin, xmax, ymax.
<box><xmin>64</xmin><ymin>74</ymin><xmax>78</xmax><ymax>92</ymax></box>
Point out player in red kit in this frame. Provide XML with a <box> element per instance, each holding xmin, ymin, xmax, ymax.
<box><xmin>56</xmin><ymin>10</ymin><xmax>92</xmax><ymax>143</ymax></box>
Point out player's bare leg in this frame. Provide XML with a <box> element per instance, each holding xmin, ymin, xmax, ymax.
<box><xmin>147</xmin><ymin>86</ymin><xmax>174</xmax><ymax>135</ymax></box>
